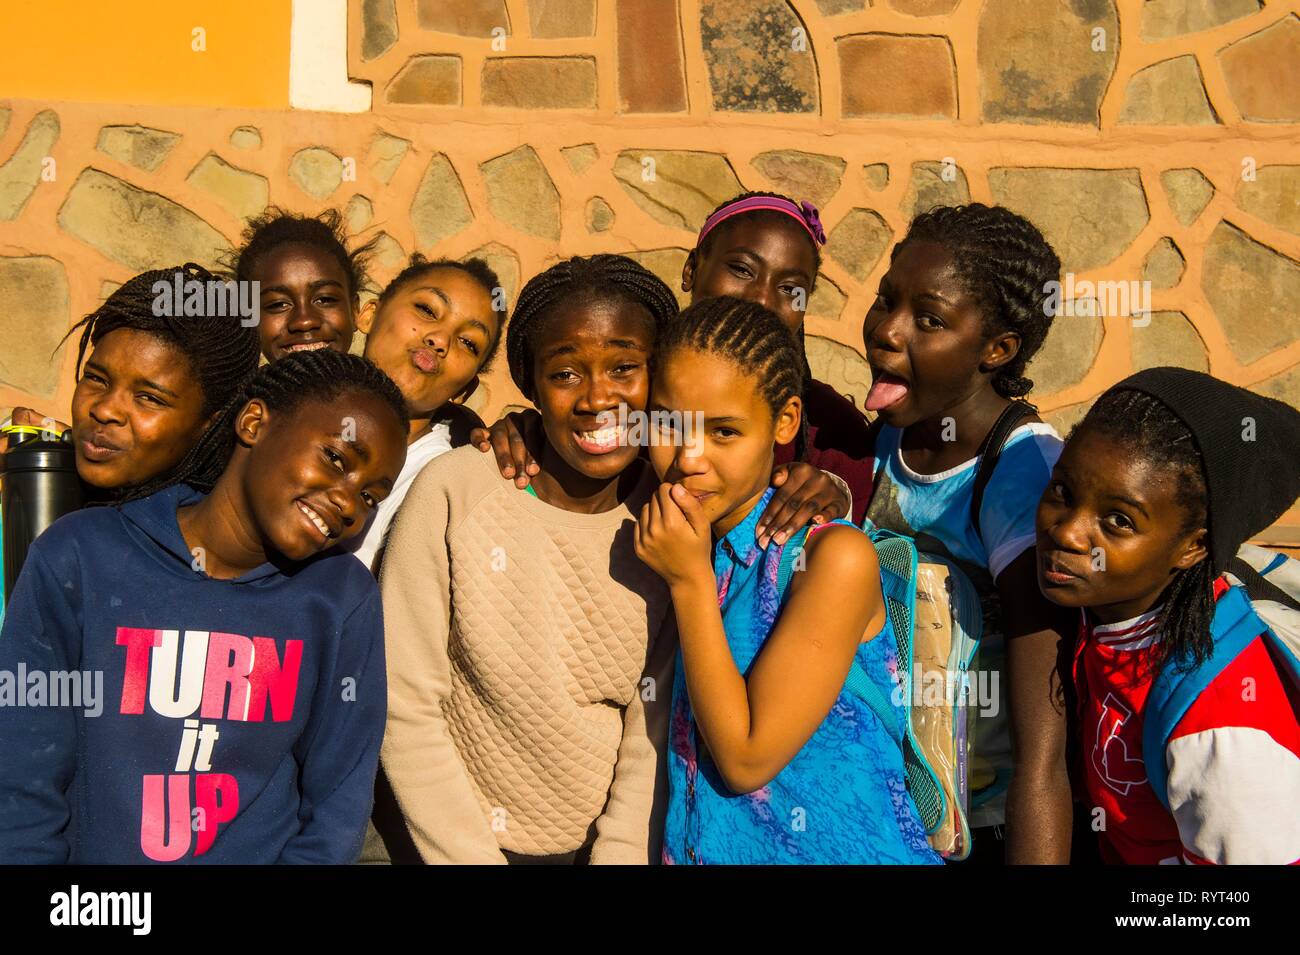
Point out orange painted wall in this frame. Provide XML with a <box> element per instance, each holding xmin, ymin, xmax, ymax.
<box><xmin>0</xmin><ymin>1</ymin><xmax>291</xmax><ymax>109</ymax></box>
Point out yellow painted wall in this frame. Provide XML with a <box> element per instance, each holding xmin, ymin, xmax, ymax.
<box><xmin>0</xmin><ymin>0</ymin><xmax>291</xmax><ymax>109</ymax></box>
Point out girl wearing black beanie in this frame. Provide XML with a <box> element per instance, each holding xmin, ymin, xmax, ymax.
<box><xmin>1036</xmin><ymin>366</ymin><xmax>1300</xmax><ymax>865</ymax></box>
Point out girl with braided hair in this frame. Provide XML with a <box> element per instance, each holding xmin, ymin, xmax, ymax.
<box><xmin>473</xmin><ymin>190</ymin><xmax>863</xmax><ymax>546</ymax></box>
<box><xmin>0</xmin><ymin>350</ymin><xmax>409</xmax><ymax>863</ymax></box>
<box><xmin>373</xmin><ymin>254</ymin><xmax>679</xmax><ymax>865</ymax></box>
<box><xmin>860</xmin><ymin>203</ymin><xmax>1073</xmax><ymax>863</ymax></box>
<box><xmin>230</xmin><ymin>206</ymin><xmax>378</xmax><ymax>362</ymax></box>
<box><xmin>4</xmin><ymin>263</ymin><xmax>260</xmax><ymax>503</ymax></box>
<box><xmin>635</xmin><ymin>295</ymin><xmax>940</xmax><ymax>864</ymax></box>
<box><xmin>683</xmin><ymin>191</ymin><xmax>874</xmax><ymax>533</ymax></box>
<box><xmin>1037</xmin><ymin>369</ymin><xmax>1300</xmax><ymax>865</ymax></box>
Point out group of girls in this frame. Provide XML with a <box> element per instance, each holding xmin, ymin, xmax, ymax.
<box><xmin>0</xmin><ymin>188</ymin><xmax>1296</xmax><ymax>866</ymax></box>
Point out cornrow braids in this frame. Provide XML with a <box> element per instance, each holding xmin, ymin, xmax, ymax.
<box><xmin>692</xmin><ymin>191</ymin><xmax>824</xmax><ymax>457</ymax></box>
<box><xmin>657</xmin><ymin>296</ymin><xmax>808</xmax><ymax>455</ymax></box>
<box><xmin>896</xmin><ymin>203</ymin><xmax>1061</xmax><ymax>399</ymax></box>
<box><xmin>695</xmin><ymin>190</ymin><xmax>823</xmax><ymax>277</ymax></box>
<box><xmin>506</xmin><ymin>254</ymin><xmax>679</xmax><ymax>401</ymax></box>
<box><xmin>1076</xmin><ymin>388</ymin><xmax>1213</xmax><ymax>670</ymax></box>
<box><xmin>227</xmin><ymin>206</ymin><xmax>379</xmax><ymax>298</ymax></box>
<box><xmin>377</xmin><ymin>254</ymin><xmax>506</xmax><ymax>370</ymax></box>
<box><xmin>63</xmin><ymin>263</ymin><xmax>261</xmax><ymax>503</ymax></box>
<box><xmin>238</xmin><ymin>349</ymin><xmax>409</xmax><ymax>435</ymax></box>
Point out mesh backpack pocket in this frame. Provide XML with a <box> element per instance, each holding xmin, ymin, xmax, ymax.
<box><xmin>781</xmin><ymin>524</ymin><xmax>983</xmax><ymax>859</ymax></box>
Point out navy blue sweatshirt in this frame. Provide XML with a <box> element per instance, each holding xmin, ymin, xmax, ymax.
<box><xmin>0</xmin><ymin>484</ymin><xmax>386</xmax><ymax>863</ymax></box>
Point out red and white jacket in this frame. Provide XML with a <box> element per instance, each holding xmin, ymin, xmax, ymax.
<box><xmin>1073</xmin><ymin>581</ymin><xmax>1300</xmax><ymax>865</ymax></box>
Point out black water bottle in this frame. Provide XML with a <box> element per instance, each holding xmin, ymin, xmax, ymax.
<box><xmin>2</xmin><ymin>426</ymin><xmax>85</xmax><ymax>601</ymax></box>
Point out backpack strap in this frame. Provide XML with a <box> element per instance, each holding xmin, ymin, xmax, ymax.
<box><xmin>775</xmin><ymin>522</ymin><xmax>904</xmax><ymax>744</ymax></box>
<box><xmin>860</xmin><ymin>416</ymin><xmax>889</xmax><ymax>526</ymax></box>
<box><xmin>1227</xmin><ymin>556</ymin><xmax>1300</xmax><ymax>612</ymax></box>
<box><xmin>851</xmin><ymin>530</ymin><xmax>920</xmax><ymax>744</ymax></box>
<box><xmin>775</xmin><ymin>524</ymin><xmax>814</xmax><ymax>594</ymax></box>
<box><xmin>1142</xmin><ymin>586</ymin><xmax>1265</xmax><ymax>811</ymax></box>
<box><xmin>969</xmin><ymin>400</ymin><xmax>1039</xmax><ymax>539</ymax></box>
<box><xmin>775</xmin><ymin>518</ymin><xmax>857</xmax><ymax>589</ymax></box>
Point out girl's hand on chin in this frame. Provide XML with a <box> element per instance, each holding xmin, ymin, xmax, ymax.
<box><xmin>635</xmin><ymin>482</ymin><xmax>713</xmax><ymax>587</ymax></box>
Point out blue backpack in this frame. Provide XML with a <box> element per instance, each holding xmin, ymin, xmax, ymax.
<box><xmin>1142</xmin><ymin>556</ymin><xmax>1300</xmax><ymax>811</ymax></box>
<box><xmin>778</xmin><ymin>523</ymin><xmax>984</xmax><ymax>859</ymax></box>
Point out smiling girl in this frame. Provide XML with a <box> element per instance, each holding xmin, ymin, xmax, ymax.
<box><xmin>636</xmin><ymin>295</ymin><xmax>940</xmax><ymax>864</ymax></box>
<box><xmin>473</xmin><ymin>191</ymin><xmax>862</xmax><ymax>546</ymax></box>
<box><xmin>0</xmin><ymin>350</ymin><xmax>408</xmax><ymax>863</ymax></box>
<box><xmin>231</xmin><ymin>207</ymin><xmax>377</xmax><ymax>362</ymax></box>
<box><xmin>374</xmin><ymin>255</ymin><xmax>679</xmax><ymax>865</ymax></box>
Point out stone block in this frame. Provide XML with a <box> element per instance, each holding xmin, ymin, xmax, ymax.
<box><xmin>482</xmin><ymin>57</ymin><xmax>598</xmax><ymax>109</ymax></box>
<box><xmin>0</xmin><ymin>110</ymin><xmax>59</xmax><ymax>221</ymax></box>
<box><xmin>481</xmin><ymin>146</ymin><xmax>561</xmax><ymax>240</ymax></box>
<box><xmin>410</xmin><ymin>154</ymin><xmax>473</xmax><ymax>248</ymax></box>
<box><xmin>95</xmin><ymin>123</ymin><xmax>177</xmax><ymax>172</ymax></box>
<box><xmin>978</xmin><ymin>0</ymin><xmax>1118</xmax><ymax>125</ymax></box>
<box><xmin>613</xmin><ymin>150</ymin><xmax>743</xmax><ymax>231</ymax></box>
<box><xmin>387</xmin><ymin>55</ymin><xmax>461</xmax><ymax>105</ymax></box>
<box><xmin>700</xmin><ymin>0</ymin><xmax>819</xmax><ymax>113</ymax></box>
<box><xmin>0</xmin><ymin>255</ymin><xmax>69</xmax><ymax>398</ymax></box>
<box><xmin>840</xmin><ymin>34</ymin><xmax>958</xmax><ymax>119</ymax></box>
<box><xmin>57</xmin><ymin>168</ymin><xmax>228</xmax><ymax>271</ymax></box>
<box><xmin>1201</xmin><ymin>220</ymin><xmax>1300</xmax><ymax>364</ymax></box>
<box><xmin>186</xmin><ymin>153</ymin><xmax>268</xmax><ymax>222</ymax></box>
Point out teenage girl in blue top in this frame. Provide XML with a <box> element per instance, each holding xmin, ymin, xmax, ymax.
<box><xmin>635</xmin><ymin>296</ymin><xmax>939</xmax><ymax>864</ymax></box>
<box><xmin>861</xmin><ymin>204</ymin><xmax>1073</xmax><ymax>863</ymax></box>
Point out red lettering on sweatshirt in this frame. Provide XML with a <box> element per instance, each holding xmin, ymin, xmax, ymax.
<box><xmin>193</xmin><ymin>774</ymin><xmax>239</xmax><ymax>856</ymax></box>
<box><xmin>201</xmin><ymin>631</ymin><xmax>255</xmax><ymax>720</ymax></box>
<box><xmin>139</xmin><ymin>773</ymin><xmax>191</xmax><ymax>862</ymax></box>
<box><xmin>140</xmin><ymin>773</ymin><xmax>241</xmax><ymax>861</ymax></box>
<box><xmin>117</xmin><ymin>628</ymin><xmax>163</xmax><ymax>714</ymax></box>
<box><xmin>115</xmin><ymin>627</ymin><xmax>302</xmax><ymax>721</ymax></box>
<box><xmin>246</xmin><ymin>636</ymin><xmax>303</xmax><ymax>722</ymax></box>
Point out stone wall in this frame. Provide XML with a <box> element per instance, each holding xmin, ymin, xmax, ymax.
<box><xmin>2</xmin><ymin>0</ymin><xmax>1299</xmax><ymax>540</ymax></box>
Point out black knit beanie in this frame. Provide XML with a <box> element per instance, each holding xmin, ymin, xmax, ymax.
<box><xmin>1112</xmin><ymin>367</ymin><xmax>1300</xmax><ymax>574</ymax></box>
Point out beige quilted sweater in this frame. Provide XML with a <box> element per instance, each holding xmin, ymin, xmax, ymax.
<box><xmin>377</xmin><ymin>446</ymin><xmax>675</xmax><ymax>864</ymax></box>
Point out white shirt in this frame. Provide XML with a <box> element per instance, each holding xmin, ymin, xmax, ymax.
<box><xmin>342</xmin><ymin>423</ymin><xmax>454</xmax><ymax>572</ymax></box>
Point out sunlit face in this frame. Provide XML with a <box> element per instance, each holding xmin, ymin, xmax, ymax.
<box><xmin>530</xmin><ymin>297</ymin><xmax>655</xmax><ymax>483</ymax></box>
<box><xmin>683</xmin><ymin>216</ymin><xmax>816</xmax><ymax>334</ymax></box>
<box><xmin>648</xmin><ymin>348</ymin><xmax>800</xmax><ymax>537</ymax></box>
<box><xmin>253</xmin><ymin>243</ymin><xmax>358</xmax><ymax>361</ymax></box>
<box><xmin>861</xmin><ymin>240</ymin><xmax>1017</xmax><ymax>427</ymax></box>
<box><xmin>1035</xmin><ymin>425</ymin><xmax>1207</xmax><ymax>624</ymax></box>
<box><xmin>360</xmin><ymin>267</ymin><xmax>499</xmax><ymax>418</ymax></box>
<box><xmin>237</xmin><ymin>391</ymin><xmax>407</xmax><ymax>561</ymax></box>
<box><xmin>70</xmin><ymin>328</ymin><xmax>213</xmax><ymax>490</ymax></box>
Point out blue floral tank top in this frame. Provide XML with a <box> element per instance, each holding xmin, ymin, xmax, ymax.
<box><xmin>662</xmin><ymin>489</ymin><xmax>941</xmax><ymax>865</ymax></box>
